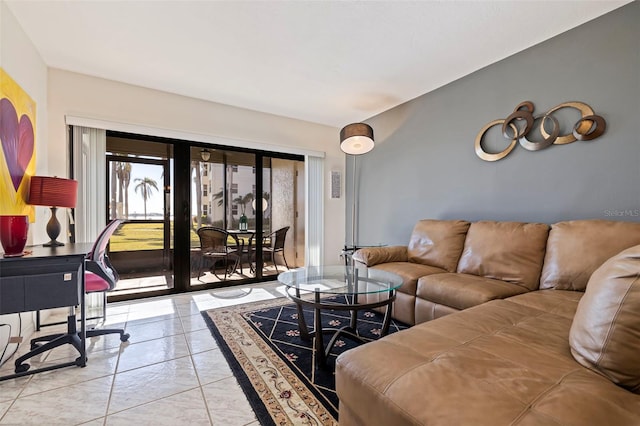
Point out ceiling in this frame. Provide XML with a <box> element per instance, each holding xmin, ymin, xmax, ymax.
<box><xmin>6</xmin><ymin>1</ymin><xmax>631</xmax><ymax>127</ymax></box>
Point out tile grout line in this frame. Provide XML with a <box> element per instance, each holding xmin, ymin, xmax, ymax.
<box><xmin>178</xmin><ymin>306</ymin><xmax>216</xmax><ymax>426</ymax></box>
<box><xmin>1</xmin><ymin>283</ymin><xmax>281</xmax><ymax>425</ymax></box>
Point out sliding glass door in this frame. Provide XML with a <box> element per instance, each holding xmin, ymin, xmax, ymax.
<box><xmin>83</xmin><ymin>129</ymin><xmax>306</xmax><ymax>301</ymax></box>
<box><xmin>105</xmin><ymin>136</ymin><xmax>174</xmax><ymax>299</ymax></box>
<box><xmin>189</xmin><ymin>148</ymin><xmax>305</xmax><ymax>287</ymax></box>
<box><xmin>189</xmin><ymin>149</ymin><xmax>257</xmax><ymax>286</ymax></box>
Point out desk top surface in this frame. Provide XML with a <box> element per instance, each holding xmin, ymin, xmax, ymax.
<box><xmin>1</xmin><ymin>243</ymin><xmax>94</xmax><ymax>262</ymax></box>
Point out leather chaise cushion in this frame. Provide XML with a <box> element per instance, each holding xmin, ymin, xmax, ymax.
<box><xmin>569</xmin><ymin>244</ymin><xmax>640</xmax><ymax>393</ymax></box>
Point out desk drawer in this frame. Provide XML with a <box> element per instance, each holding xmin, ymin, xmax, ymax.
<box><xmin>0</xmin><ymin>277</ymin><xmax>25</xmax><ymax>314</ymax></box>
<box><xmin>0</xmin><ymin>269</ymin><xmax>81</xmax><ymax>315</ymax></box>
<box><xmin>24</xmin><ymin>270</ymin><xmax>81</xmax><ymax>311</ymax></box>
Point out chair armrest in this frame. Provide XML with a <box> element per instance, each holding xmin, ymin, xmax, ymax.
<box><xmin>352</xmin><ymin>246</ymin><xmax>408</xmax><ymax>267</ymax></box>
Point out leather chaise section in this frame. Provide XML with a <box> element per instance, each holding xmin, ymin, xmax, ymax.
<box><xmin>336</xmin><ymin>293</ymin><xmax>640</xmax><ymax>426</ymax></box>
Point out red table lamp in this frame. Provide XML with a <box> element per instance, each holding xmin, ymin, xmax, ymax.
<box><xmin>28</xmin><ymin>176</ymin><xmax>78</xmax><ymax>247</ymax></box>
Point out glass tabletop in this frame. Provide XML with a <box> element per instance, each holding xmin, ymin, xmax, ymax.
<box><xmin>278</xmin><ymin>265</ymin><xmax>403</xmax><ymax>295</ymax></box>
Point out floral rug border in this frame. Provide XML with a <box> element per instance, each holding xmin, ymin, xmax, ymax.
<box><xmin>202</xmin><ymin>297</ymin><xmax>338</xmax><ymax>426</ymax></box>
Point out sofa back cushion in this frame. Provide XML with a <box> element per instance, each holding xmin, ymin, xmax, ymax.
<box><xmin>540</xmin><ymin>220</ymin><xmax>640</xmax><ymax>291</ymax></box>
<box><xmin>569</xmin><ymin>244</ymin><xmax>640</xmax><ymax>393</ymax></box>
<box><xmin>407</xmin><ymin>219</ymin><xmax>470</xmax><ymax>272</ymax></box>
<box><xmin>456</xmin><ymin>221</ymin><xmax>549</xmax><ymax>291</ymax></box>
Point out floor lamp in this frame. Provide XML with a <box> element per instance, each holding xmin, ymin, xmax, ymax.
<box><xmin>340</xmin><ymin>123</ymin><xmax>374</xmax><ymax>257</ymax></box>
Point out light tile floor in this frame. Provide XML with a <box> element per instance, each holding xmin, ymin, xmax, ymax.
<box><xmin>0</xmin><ymin>282</ymin><xmax>288</xmax><ymax>425</ymax></box>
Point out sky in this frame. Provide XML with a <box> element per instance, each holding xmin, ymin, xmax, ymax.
<box><xmin>120</xmin><ymin>162</ymin><xmax>166</xmax><ymax>217</ymax></box>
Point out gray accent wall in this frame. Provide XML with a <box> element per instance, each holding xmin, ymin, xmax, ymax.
<box><xmin>353</xmin><ymin>1</ymin><xmax>640</xmax><ymax>246</ymax></box>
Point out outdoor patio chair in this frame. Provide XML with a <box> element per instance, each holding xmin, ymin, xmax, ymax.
<box><xmin>262</xmin><ymin>226</ymin><xmax>290</xmax><ymax>273</ymax></box>
<box><xmin>197</xmin><ymin>227</ymin><xmax>241</xmax><ymax>281</ymax></box>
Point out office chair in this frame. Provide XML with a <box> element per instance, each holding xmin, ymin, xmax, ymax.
<box><xmin>15</xmin><ymin>219</ymin><xmax>130</xmax><ymax>373</ymax></box>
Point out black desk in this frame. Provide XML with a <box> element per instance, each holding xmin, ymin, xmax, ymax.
<box><xmin>0</xmin><ymin>243</ymin><xmax>93</xmax><ymax>381</ymax></box>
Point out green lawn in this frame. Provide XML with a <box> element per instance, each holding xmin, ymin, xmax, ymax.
<box><xmin>110</xmin><ymin>222</ymin><xmax>254</xmax><ymax>252</ymax></box>
<box><xmin>110</xmin><ymin>222</ymin><xmax>199</xmax><ymax>252</ymax></box>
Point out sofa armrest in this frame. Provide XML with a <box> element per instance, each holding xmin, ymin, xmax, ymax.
<box><xmin>352</xmin><ymin>246</ymin><xmax>408</xmax><ymax>267</ymax></box>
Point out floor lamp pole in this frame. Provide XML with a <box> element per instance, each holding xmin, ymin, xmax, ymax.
<box><xmin>351</xmin><ymin>154</ymin><xmax>357</xmax><ymax>248</ymax></box>
<box><xmin>339</xmin><ymin>121</ymin><xmax>375</xmax><ymax>256</ymax></box>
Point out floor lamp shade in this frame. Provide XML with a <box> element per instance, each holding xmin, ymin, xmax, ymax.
<box><xmin>28</xmin><ymin>176</ymin><xmax>78</xmax><ymax>247</ymax></box>
<box><xmin>340</xmin><ymin>123</ymin><xmax>374</xmax><ymax>155</ymax></box>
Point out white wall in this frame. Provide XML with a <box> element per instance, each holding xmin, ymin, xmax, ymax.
<box><xmin>0</xmin><ymin>0</ymin><xmax>48</xmax><ymax>365</ymax></box>
<box><xmin>1</xmin><ymin>0</ymin><xmax>349</xmax><ymax>366</ymax></box>
<box><xmin>47</xmin><ymin>68</ymin><xmax>346</xmax><ymax>264</ymax></box>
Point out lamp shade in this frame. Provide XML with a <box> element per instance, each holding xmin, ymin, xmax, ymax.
<box><xmin>28</xmin><ymin>176</ymin><xmax>78</xmax><ymax>208</ymax></box>
<box><xmin>340</xmin><ymin>123</ymin><xmax>374</xmax><ymax>155</ymax></box>
<box><xmin>252</xmin><ymin>197</ymin><xmax>268</xmax><ymax>212</ymax></box>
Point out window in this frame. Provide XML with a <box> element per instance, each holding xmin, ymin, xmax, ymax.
<box><xmin>231</xmin><ymin>183</ymin><xmax>238</xmax><ymax>194</ymax></box>
<box><xmin>203</xmin><ymin>205</ymin><xmax>208</xmax><ymax>215</ymax></box>
<box><xmin>203</xmin><ymin>167</ymin><xmax>208</xmax><ymax>177</ymax></box>
<box><xmin>232</xmin><ymin>205</ymin><xmax>238</xmax><ymax>215</ymax></box>
<box><xmin>203</xmin><ymin>184</ymin><xmax>208</xmax><ymax>196</ymax></box>
<box><xmin>232</xmin><ymin>165</ymin><xmax>238</xmax><ymax>172</ymax></box>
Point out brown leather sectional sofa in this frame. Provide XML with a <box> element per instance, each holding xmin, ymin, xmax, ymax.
<box><xmin>336</xmin><ymin>219</ymin><xmax>640</xmax><ymax>425</ymax></box>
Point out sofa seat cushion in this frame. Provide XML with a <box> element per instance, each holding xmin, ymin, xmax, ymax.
<box><xmin>417</xmin><ymin>273</ymin><xmax>529</xmax><ymax>311</ymax></box>
<box><xmin>336</xmin><ymin>295</ymin><xmax>640</xmax><ymax>426</ymax></box>
<box><xmin>540</xmin><ymin>219</ymin><xmax>640</xmax><ymax>291</ymax></box>
<box><xmin>457</xmin><ymin>221</ymin><xmax>550</xmax><ymax>291</ymax></box>
<box><xmin>570</xmin><ymin>244</ymin><xmax>640</xmax><ymax>393</ymax></box>
<box><xmin>407</xmin><ymin>219</ymin><xmax>470</xmax><ymax>271</ymax></box>
<box><xmin>371</xmin><ymin>262</ymin><xmax>445</xmax><ymax>296</ymax></box>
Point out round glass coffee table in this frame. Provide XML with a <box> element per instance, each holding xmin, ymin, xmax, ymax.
<box><xmin>278</xmin><ymin>265</ymin><xmax>403</xmax><ymax>366</ymax></box>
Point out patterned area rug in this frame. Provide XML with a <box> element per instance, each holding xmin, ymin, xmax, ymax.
<box><xmin>202</xmin><ymin>296</ymin><xmax>407</xmax><ymax>425</ymax></box>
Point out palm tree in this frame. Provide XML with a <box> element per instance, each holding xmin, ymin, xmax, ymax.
<box><xmin>115</xmin><ymin>162</ymin><xmax>131</xmax><ymax>218</ymax></box>
<box><xmin>212</xmin><ymin>188</ymin><xmax>224</xmax><ymax>207</ymax></box>
<box><xmin>110</xmin><ymin>162</ymin><xmax>118</xmax><ymax>219</ymax></box>
<box><xmin>134</xmin><ymin>177</ymin><xmax>159</xmax><ymax>219</ymax></box>
<box><xmin>117</xmin><ymin>163</ymin><xmax>132</xmax><ymax>218</ymax></box>
<box><xmin>232</xmin><ymin>192</ymin><xmax>254</xmax><ymax>217</ymax></box>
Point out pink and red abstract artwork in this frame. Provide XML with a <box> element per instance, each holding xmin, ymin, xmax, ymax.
<box><xmin>0</xmin><ymin>68</ymin><xmax>36</xmax><ymax>219</ymax></box>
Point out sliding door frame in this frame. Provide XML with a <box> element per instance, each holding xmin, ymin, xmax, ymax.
<box><xmin>67</xmin><ymin>116</ymin><xmax>324</xmax><ymax>301</ymax></box>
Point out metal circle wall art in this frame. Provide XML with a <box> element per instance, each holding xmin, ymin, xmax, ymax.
<box><xmin>475</xmin><ymin>101</ymin><xmax>606</xmax><ymax>161</ymax></box>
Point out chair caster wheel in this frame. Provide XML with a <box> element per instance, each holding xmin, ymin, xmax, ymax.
<box><xmin>14</xmin><ymin>363</ymin><xmax>30</xmax><ymax>373</ymax></box>
<box><xmin>75</xmin><ymin>356</ymin><xmax>87</xmax><ymax>367</ymax></box>
<box><xmin>120</xmin><ymin>333</ymin><xmax>130</xmax><ymax>342</ymax></box>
